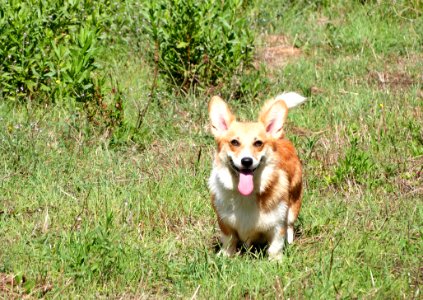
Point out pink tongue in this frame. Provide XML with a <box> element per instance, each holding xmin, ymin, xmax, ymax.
<box><xmin>238</xmin><ymin>171</ymin><xmax>254</xmax><ymax>196</ymax></box>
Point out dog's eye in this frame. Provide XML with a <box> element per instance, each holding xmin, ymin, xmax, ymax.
<box><xmin>253</xmin><ymin>140</ymin><xmax>263</xmax><ymax>147</ymax></box>
<box><xmin>230</xmin><ymin>139</ymin><xmax>240</xmax><ymax>147</ymax></box>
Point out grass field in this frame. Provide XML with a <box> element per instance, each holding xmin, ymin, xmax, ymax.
<box><xmin>1</xmin><ymin>0</ymin><xmax>422</xmax><ymax>298</ymax></box>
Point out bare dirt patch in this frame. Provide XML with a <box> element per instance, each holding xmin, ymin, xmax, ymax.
<box><xmin>368</xmin><ymin>54</ymin><xmax>423</xmax><ymax>91</ymax></box>
<box><xmin>368</xmin><ymin>71</ymin><xmax>418</xmax><ymax>89</ymax></box>
<box><xmin>0</xmin><ymin>273</ymin><xmax>15</xmax><ymax>294</ymax></box>
<box><xmin>0</xmin><ymin>273</ymin><xmax>53</xmax><ymax>298</ymax></box>
<box><xmin>255</xmin><ymin>34</ymin><xmax>302</xmax><ymax>70</ymax></box>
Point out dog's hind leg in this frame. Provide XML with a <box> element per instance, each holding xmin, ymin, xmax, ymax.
<box><xmin>287</xmin><ymin>196</ymin><xmax>302</xmax><ymax>244</ymax></box>
<box><xmin>287</xmin><ymin>177</ymin><xmax>302</xmax><ymax>244</ymax></box>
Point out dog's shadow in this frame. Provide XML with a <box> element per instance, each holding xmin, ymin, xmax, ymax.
<box><xmin>212</xmin><ymin>238</ymin><xmax>269</xmax><ymax>258</ymax></box>
<box><xmin>211</xmin><ymin>220</ymin><xmax>304</xmax><ymax>259</ymax></box>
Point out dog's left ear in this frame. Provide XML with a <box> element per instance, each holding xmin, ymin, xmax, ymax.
<box><xmin>258</xmin><ymin>100</ymin><xmax>288</xmax><ymax>139</ymax></box>
<box><xmin>209</xmin><ymin>96</ymin><xmax>235</xmax><ymax>138</ymax></box>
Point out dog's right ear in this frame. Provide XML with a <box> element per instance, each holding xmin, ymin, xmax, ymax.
<box><xmin>208</xmin><ymin>96</ymin><xmax>235</xmax><ymax>138</ymax></box>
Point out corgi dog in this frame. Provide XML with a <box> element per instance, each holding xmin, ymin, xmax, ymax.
<box><xmin>208</xmin><ymin>92</ymin><xmax>306</xmax><ymax>260</ymax></box>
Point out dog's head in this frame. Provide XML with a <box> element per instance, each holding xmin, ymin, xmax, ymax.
<box><xmin>208</xmin><ymin>96</ymin><xmax>291</xmax><ymax>196</ymax></box>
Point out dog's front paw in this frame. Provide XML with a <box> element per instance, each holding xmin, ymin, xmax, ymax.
<box><xmin>218</xmin><ymin>248</ymin><xmax>236</xmax><ymax>257</ymax></box>
<box><xmin>268</xmin><ymin>251</ymin><xmax>283</xmax><ymax>262</ymax></box>
<box><xmin>267</xmin><ymin>232</ymin><xmax>285</xmax><ymax>261</ymax></box>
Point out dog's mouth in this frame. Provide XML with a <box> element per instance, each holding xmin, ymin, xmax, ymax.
<box><xmin>229</xmin><ymin>158</ymin><xmax>262</xmax><ymax>197</ymax></box>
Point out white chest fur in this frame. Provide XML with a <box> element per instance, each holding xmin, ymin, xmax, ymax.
<box><xmin>209</xmin><ymin>165</ymin><xmax>288</xmax><ymax>243</ymax></box>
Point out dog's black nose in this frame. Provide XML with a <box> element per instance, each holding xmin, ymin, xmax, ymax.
<box><xmin>241</xmin><ymin>157</ymin><xmax>253</xmax><ymax>168</ymax></box>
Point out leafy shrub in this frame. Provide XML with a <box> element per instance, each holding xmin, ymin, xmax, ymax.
<box><xmin>2</xmin><ymin>0</ymin><xmax>87</xmax><ymax>101</ymax></box>
<box><xmin>0</xmin><ymin>0</ymin><xmax>125</xmax><ymax>131</ymax></box>
<box><xmin>143</xmin><ymin>0</ymin><xmax>255</xmax><ymax>91</ymax></box>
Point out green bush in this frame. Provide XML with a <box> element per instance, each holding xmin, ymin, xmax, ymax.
<box><xmin>2</xmin><ymin>0</ymin><xmax>88</xmax><ymax>101</ymax></box>
<box><xmin>0</xmin><ymin>0</ymin><xmax>125</xmax><ymax>131</ymax></box>
<box><xmin>143</xmin><ymin>0</ymin><xmax>255</xmax><ymax>91</ymax></box>
<box><xmin>0</xmin><ymin>0</ymin><xmax>123</xmax><ymax>101</ymax></box>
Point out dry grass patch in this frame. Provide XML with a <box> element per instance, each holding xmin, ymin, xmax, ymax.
<box><xmin>368</xmin><ymin>71</ymin><xmax>417</xmax><ymax>90</ymax></box>
<box><xmin>0</xmin><ymin>273</ymin><xmax>53</xmax><ymax>299</ymax></box>
<box><xmin>255</xmin><ymin>34</ymin><xmax>302</xmax><ymax>70</ymax></box>
<box><xmin>367</xmin><ymin>54</ymin><xmax>422</xmax><ymax>91</ymax></box>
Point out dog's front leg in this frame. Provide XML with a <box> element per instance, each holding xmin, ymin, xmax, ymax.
<box><xmin>267</xmin><ymin>226</ymin><xmax>286</xmax><ymax>261</ymax></box>
<box><xmin>218</xmin><ymin>233</ymin><xmax>238</xmax><ymax>257</ymax></box>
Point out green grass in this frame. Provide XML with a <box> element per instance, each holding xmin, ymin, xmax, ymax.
<box><xmin>1</xmin><ymin>0</ymin><xmax>422</xmax><ymax>298</ymax></box>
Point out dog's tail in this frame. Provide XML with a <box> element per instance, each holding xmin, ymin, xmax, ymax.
<box><xmin>275</xmin><ymin>92</ymin><xmax>306</xmax><ymax>108</ymax></box>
